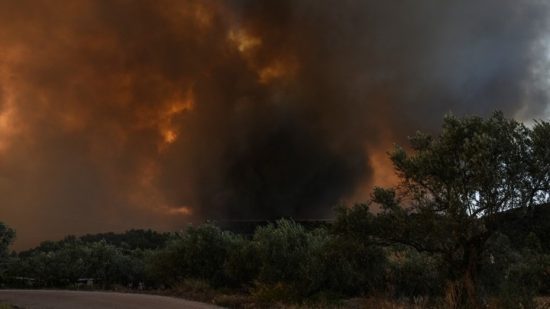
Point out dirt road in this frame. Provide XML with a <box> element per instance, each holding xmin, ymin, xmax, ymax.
<box><xmin>0</xmin><ymin>289</ymin><xmax>223</xmax><ymax>309</ymax></box>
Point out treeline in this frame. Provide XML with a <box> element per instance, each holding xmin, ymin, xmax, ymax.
<box><xmin>3</xmin><ymin>229</ymin><xmax>171</xmax><ymax>288</ymax></box>
<box><xmin>0</xmin><ymin>212</ymin><xmax>548</xmax><ymax>307</ymax></box>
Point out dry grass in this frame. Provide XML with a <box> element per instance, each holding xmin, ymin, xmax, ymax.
<box><xmin>536</xmin><ymin>297</ymin><xmax>550</xmax><ymax>309</ymax></box>
<box><xmin>132</xmin><ymin>283</ymin><xmax>550</xmax><ymax>309</ymax></box>
<box><xmin>338</xmin><ymin>296</ymin><xmax>550</xmax><ymax>309</ymax></box>
<box><xmin>160</xmin><ymin>288</ymin><xmax>550</xmax><ymax>309</ymax></box>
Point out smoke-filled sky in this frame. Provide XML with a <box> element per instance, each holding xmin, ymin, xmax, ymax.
<box><xmin>1</xmin><ymin>0</ymin><xmax>549</xmax><ymax>250</ymax></box>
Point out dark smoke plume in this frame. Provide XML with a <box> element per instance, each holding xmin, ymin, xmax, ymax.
<box><xmin>0</xmin><ymin>0</ymin><xmax>548</xmax><ymax>249</ymax></box>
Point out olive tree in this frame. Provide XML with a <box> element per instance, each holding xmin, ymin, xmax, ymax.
<box><xmin>0</xmin><ymin>222</ymin><xmax>15</xmax><ymax>280</ymax></box>
<box><xmin>371</xmin><ymin>112</ymin><xmax>550</xmax><ymax>307</ymax></box>
<box><xmin>0</xmin><ymin>223</ymin><xmax>14</xmax><ymax>257</ymax></box>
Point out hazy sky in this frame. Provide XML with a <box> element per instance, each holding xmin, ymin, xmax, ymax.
<box><xmin>0</xmin><ymin>0</ymin><xmax>549</xmax><ymax>250</ymax></box>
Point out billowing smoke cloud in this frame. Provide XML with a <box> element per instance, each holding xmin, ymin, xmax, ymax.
<box><xmin>0</xmin><ymin>0</ymin><xmax>548</xmax><ymax>249</ymax></box>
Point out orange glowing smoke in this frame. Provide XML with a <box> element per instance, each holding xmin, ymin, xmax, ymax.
<box><xmin>0</xmin><ymin>0</ymin><xmax>400</xmax><ymax>250</ymax></box>
<box><xmin>158</xmin><ymin>89</ymin><xmax>195</xmax><ymax>150</ymax></box>
<box><xmin>0</xmin><ymin>48</ymin><xmax>24</xmax><ymax>154</ymax></box>
<box><xmin>228</xmin><ymin>29</ymin><xmax>262</xmax><ymax>53</ymax></box>
<box><xmin>259</xmin><ymin>57</ymin><xmax>299</xmax><ymax>84</ymax></box>
<box><xmin>227</xmin><ymin>27</ymin><xmax>299</xmax><ymax>84</ymax></box>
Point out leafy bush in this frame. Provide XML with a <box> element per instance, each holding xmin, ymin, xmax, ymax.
<box><xmin>321</xmin><ymin>236</ymin><xmax>386</xmax><ymax>295</ymax></box>
<box><xmin>479</xmin><ymin>232</ymin><xmax>519</xmax><ymax>296</ymax></box>
<box><xmin>147</xmin><ymin>224</ymin><xmax>237</xmax><ymax>287</ymax></box>
<box><xmin>387</xmin><ymin>247</ymin><xmax>444</xmax><ymax>298</ymax></box>
<box><xmin>223</xmin><ymin>235</ymin><xmax>259</xmax><ymax>287</ymax></box>
<box><xmin>252</xmin><ymin>219</ymin><xmax>331</xmax><ymax>296</ymax></box>
<box><xmin>5</xmin><ymin>238</ymin><xmax>146</xmax><ymax>288</ymax></box>
<box><xmin>0</xmin><ymin>223</ymin><xmax>15</xmax><ymax>282</ymax></box>
<box><xmin>480</xmin><ymin>232</ymin><xmax>549</xmax><ymax>308</ymax></box>
<box><xmin>330</xmin><ymin>204</ymin><xmax>389</xmax><ymax>295</ymax></box>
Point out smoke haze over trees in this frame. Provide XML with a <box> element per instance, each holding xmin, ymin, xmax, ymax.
<box><xmin>1</xmin><ymin>113</ymin><xmax>549</xmax><ymax>307</ymax></box>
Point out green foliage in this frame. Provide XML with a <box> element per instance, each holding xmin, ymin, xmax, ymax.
<box><xmin>10</xmin><ymin>228</ymin><xmax>169</xmax><ymax>287</ymax></box>
<box><xmin>252</xmin><ymin>218</ymin><xmax>387</xmax><ymax>298</ymax></box>
<box><xmin>0</xmin><ymin>222</ymin><xmax>15</xmax><ymax>283</ymax></box>
<box><xmin>387</xmin><ymin>248</ymin><xmax>444</xmax><ymax>298</ymax></box>
<box><xmin>330</xmin><ymin>207</ymin><xmax>389</xmax><ymax>294</ymax></box>
<box><xmin>144</xmin><ymin>241</ymin><xmax>181</xmax><ymax>285</ymax></box>
<box><xmin>368</xmin><ymin>112</ymin><xmax>550</xmax><ymax>307</ymax></box>
<box><xmin>479</xmin><ymin>232</ymin><xmax>549</xmax><ymax>308</ymax></box>
<box><xmin>333</xmin><ymin>205</ymin><xmax>442</xmax><ymax>297</ymax></box>
<box><xmin>146</xmin><ymin>224</ymin><xmax>237</xmax><ymax>287</ymax></box>
<box><xmin>179</xmin><ymin>224</ymin><xmax>234</xmax><ymax>285</ymax></box>
<box><xmin>79</xmin><ymin>229</ymin><xmax>171</xmax><ymax>250</ymax></box>
<box><xmin>223</xmin><ymin>234</ymin><xmax>259</xmax><ymax>287</ymax></box>
<box><xmin>253</xmin><ymin>219</ymin><xmax>316</xmax><ymax>285</ymax></box>
<box><xmin>321</xmin><ymin>235</ymin><xmax>386</xmax><ymax>295</ymax></box>
<box><xmin>0</xmin><ymin>223</ymin><xmax>15</xmax><ymax>258</ymax></box>
<box><xmin>479</xmin><ymin>232</ymin><xmax>520</xmax><ymax>295</ymax></box>
<box><xmin>6</xmin><ymin>238</ymin><xmax>146</xmax><ymax>287</ymax></box>
<box><xmin>19</xmin><ymin>229</ymin><xmax>170</xmax><ymax>258</ymax></box>
<box><xmin>492</xmin><ymin>204</ymin><xmax>550</xmax><ymax>253</ymax></box>
<box><xmin>497</xmin><ymin>262</ymin><xmax>539</xmax><ymax>309</ymax></box>
<box><xmin>332</xmin><ymin>204</ymin><xmax>378</xmax><ymax>239</ymax></box>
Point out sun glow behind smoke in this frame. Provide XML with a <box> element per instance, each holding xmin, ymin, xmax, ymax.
<box><xmin>0</xmin><ymin>49</ymin><xmax>23</xmax><ymax>155</ymax></box>
<box><xmin>228</xmin><ymin>29</ymin><xmax>262</xmax><ymax>53</ymax></box>
<box><xmin>158</xmin><ymin>90</ymin><xmax>194</xmax><ymax>149</ymax></box>
<box><xmin>0</xmin><ymin>0</ymin><xmax>549</xmax><ymax>250</ymax></box>
<box><xmin>0</xmin><ymin>90</ymin><xmax>18</xmax><ymax>154</ymax></box>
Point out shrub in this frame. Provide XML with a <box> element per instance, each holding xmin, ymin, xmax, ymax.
<box><xmin>387</xmin><ymin>247</ymin><xmax>444</xmax><ymax>298</ymax></box>
<box><xmin>146</xmin><ymin>224</ymin><xmax>236</xmax><ymax>287</ymax></box>
<box><xmin>330</xmin><ymin>204</ymin><xmax>389</xmax><ymax>295</ymax></box>
<box><xmin>252</xmin><ymin>219</ymin><xmax>330</xmax><ymax>296</ymax></box>
<box><xmin>223</xmin><ymin>235</ymin><xmax>259</xmax><ymax>287</ymax></box>
<box><xmin>480</xmin><ymin>232</ymin><xmax>548</xmax><ymax>308</ymax></box>
<box><xmin>321</xmin><ymin>236</ymin><xmax>386</xmax><ymax>296</ymax></box>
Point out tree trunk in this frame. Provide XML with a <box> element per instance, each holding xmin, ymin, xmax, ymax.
<box><xmin>461</xmin><ymin>243</ymin><xmax>481</xmax><ymax>309</ymax></box>
<box><xmin>445</xmin><ymin>241</ymin><xmax>483</xmax><ymax>309</ymax></box>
